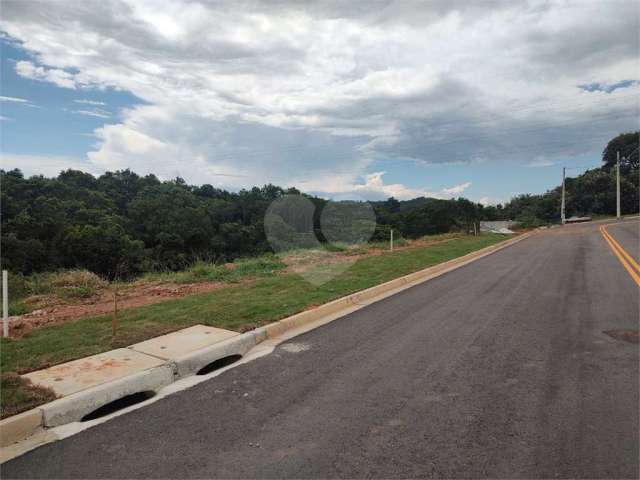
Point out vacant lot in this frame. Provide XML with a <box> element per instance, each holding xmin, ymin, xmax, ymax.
<box><xmin>1</xmin><ymin>233</ymin><xmax>508</xmax><ymax>417</ymax></box>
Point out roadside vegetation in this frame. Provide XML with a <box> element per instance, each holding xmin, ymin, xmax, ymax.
<box><xmin>9</xmin><ymin>270</ymin><xmax>108</xmax><ymax>315</ymax></box>
<box><xmin>0</xmin><ymin>373</ymin><xmax>57</xmax><ymax>419</ymax></box>
<box><xmin>139</xmin><ymin>255</ymin><xmax>284</xmax><ymax>285</ymax></box>
<box><xmin>1</xmin><ymin>233</ymin><xmax>507</xmax><ymax>417</ymax></box>
<box><xmin>504</xmin><ymin>132</ymin><xmax>639</xmax><ymax>227</ymax></box>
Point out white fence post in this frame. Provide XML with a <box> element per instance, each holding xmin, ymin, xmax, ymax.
<box><xmin>3</xmin><ymin>270</ymin><xmax>8</xmax><ymax>337</ymax></box>
<box><xmin>390</xmin><ymin>229</ymin><xmax>394</xmax><ymax>252</ymax></box>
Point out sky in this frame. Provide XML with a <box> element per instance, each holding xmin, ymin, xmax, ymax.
<box><xmin>0</xmin><ymin>0</ymin><xmax>638</xmax><ymax>205</ymax></box>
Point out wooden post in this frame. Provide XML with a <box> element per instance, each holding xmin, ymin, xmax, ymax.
<box><xmin>112</xmin><ymin>285</ymin><xmax>118</xmax><ymax>338</ymax></box>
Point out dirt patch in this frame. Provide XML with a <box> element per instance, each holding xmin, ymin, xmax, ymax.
<box><xmin>9</xmin><ymin>281</ymin><xmax>231</xmax><ymax>337</ymax></box>
<box><xmin>283</xmin><ymin>250</ymin><xmax>364</xmax><ymax>274</ymax></box>
<box><xmin>282</xmin><ymin>235</ymin><xmax>464</xmax><ymax>274</ymax></box>
<box><xmin>603</xmin><ymin>329</ymin><xmax>639</xmax><ymax>344</ymax></box>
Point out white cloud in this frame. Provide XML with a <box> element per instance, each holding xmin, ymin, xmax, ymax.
<box><xmin>0</xmin><ymin>95</ymin><xmax>30</xmax><ymax>103</ymax></box>
<box><xmin>351</xmin><ymin>171</ymin><xmax>440</xmax><ymax>200</ymax></box>
<box><xmin>0</xmin><ymin>0</ymin><xmax>637</xmax><ymax>199</ymax></box>
<box><xmin>527</xmin><ymin>159</ymin><xmax>555</xmax><ymax>168</ymax></box>
<box><xmin>71</xmin><ymin>109</ymin><xmax>111</xmax><ymax>119</ymax></box>
<box><xmin>442</xmin><ymin>182</ymin><xmax>472</xmax><ymax>195</ymax></box>
<box><xmin>74</xmin><ymin>99</ymin><xmax>106</xmax><ymax>106</ymax></box>
<box><xmin>1</xmin><ymin>153</ymin><xmax>100</xmax><ymax>177</ymax></box>
<box><xmin>15</xmin><ymin>61</ymin><xmax>79</xmax><ymax>89</ymax></box>
<box><xmin>298</xmin><ymin>170</ymin><xmax>446</xmax><ymax>201</ymax></box>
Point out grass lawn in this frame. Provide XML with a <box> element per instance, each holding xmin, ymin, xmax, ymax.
<box><xmin>0</xmin><ymin>233</ymin><xmax>508</xmax><ymax>417</ymax></box>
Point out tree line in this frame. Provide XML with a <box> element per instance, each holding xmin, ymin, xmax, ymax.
<box><xmin>1</xmin><ymin>132</ymin><xmax>637</xmax><ymax>278</ymax></box>
<box><xmin>498</xmin><ymin>131</ymin><xmax>638</xmax><ymax>226</ymax></box>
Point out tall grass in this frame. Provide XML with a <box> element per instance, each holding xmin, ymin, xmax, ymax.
<box><xmin>140</xmin><ymin>254</ymin><xmax>285</xmax><ymax>284</ymax></box>
<box><xmin>5</xmin><ymin>270</ymin><xmax>107</xmax><ymax>314</ymax></box>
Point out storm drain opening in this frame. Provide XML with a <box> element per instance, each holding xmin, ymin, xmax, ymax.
<box><xmin>196</xmin><ymin>354</ymin><xmax>242</xmax><ymax>375</ymax></box>
<box><xmin>81</xmin><ymin>391</ymin><xmax>156</xmax><ymax>422</ymax></box>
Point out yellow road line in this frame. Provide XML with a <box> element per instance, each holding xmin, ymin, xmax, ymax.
<box><xmin>599</xmin><ymin>225</ymin><xmax>640</xmax><ymax>286</ymax></box>
<box><xmin>601</xmin><ymin>225</ymin><xmax>640</xmax><ymax>272</ymax></box>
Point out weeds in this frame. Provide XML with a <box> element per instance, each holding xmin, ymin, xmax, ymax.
<box><xmin>141</xmin><ymin>254</ymin><xmax>285</xmax><ymax>284</ymax></box>
<box><xmin>3</xmin><ymin>270</ymin><xmax>107</xmax><ymax>315</ymax></box>
<box><xmin>0</xmin><ymin>373</ymin><xmax>57</xmax><ymax>419</ymax></box>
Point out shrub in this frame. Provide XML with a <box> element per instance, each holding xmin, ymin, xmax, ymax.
<box><xmin>49</xmin><ymin>270</ymin><xmax>107</xmax><ymax>300</ymax></box>
<box><xmin>17</xmin><ymin>269</ymin><xmax>107</xmax><ymax>302</ymax></box>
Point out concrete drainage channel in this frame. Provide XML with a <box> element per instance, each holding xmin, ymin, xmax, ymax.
<box><xmin>196</xmin><ymin>354</ymin><xmax>243</xmax><ymax>375</ymax></box>
<box><xmin>80</xmin><ymin>352</ymin><xmax>244</xmax><ymax>421</ymax></box>
<box><xmin>0</xmin><ymin>231</ymin><xmax>533</xmax><ymax>461</ymax></box>
<box><xmin>81</xmin><ymin>391</ymin><xmax>156</xmax><ymax>422</ymax></box>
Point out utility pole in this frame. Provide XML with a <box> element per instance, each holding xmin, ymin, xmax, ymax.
<box><xmin>616</xmin><ymin>151</ymin><xmax>621</xmax><ymax>220</ymax></box>
<box><xmin>390</xmin><ymin>228</ymin><xmax>394</xmax><ymax>252</ymax></box>
<box><xmin>561</xmin><ymin>167</ymin><xmax>566</xmax><ymax>224</ymax></box>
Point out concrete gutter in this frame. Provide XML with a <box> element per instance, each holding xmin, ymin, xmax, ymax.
<box><xmin>172</xmin><ymin>329</ymin><xmax>268</xmax><ymax>378</ymax></box>
<box><xmin>0</xmin><ymin>410</ymin><xmax>43</xmax><ymax>448</ymax></box>
<box><xmin>0</xmin><ymin>231</ymin><xmax>532</xmax><ymax>454</ymax></box>
<box><xmin>40</xmin><ymin>364</ymin><xmax>175</xmax><ymax>427</ymax></box>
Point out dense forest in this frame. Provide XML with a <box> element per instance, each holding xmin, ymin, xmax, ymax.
<box><xmin>1</xmin><ymin>132</ymin><xmax>637</xmax><ymax>278</ymax></box>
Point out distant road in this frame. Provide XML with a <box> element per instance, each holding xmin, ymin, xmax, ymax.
<box><xmin>5</xmin><ymin>220</ymin><xmax>639</xmax><ymax>479</ymax></box>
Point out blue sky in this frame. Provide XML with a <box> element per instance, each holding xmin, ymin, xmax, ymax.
<box><xmin>1</xmin><ymin>1</ymin><xmax>638</xmax><ymax>205</ymax></box>
<box><xmin>1</xmin><ymin>41</ymin><xmax>139</xmax><ymax>163</ymax></box>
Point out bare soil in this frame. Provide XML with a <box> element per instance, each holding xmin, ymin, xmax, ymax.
<box><xmin>9</xmin><ymin>234</ymin><xmax>469</xmax><ymax>337</ymax></box>
<box><xmin>9</xmin><ymin>281</ymin><xmax>230</xmax><ymax>337</ymax></box>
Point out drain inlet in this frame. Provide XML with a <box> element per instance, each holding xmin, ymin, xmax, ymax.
<box><xmin>81</xmin><ymin>391</ymin><xmax>155</xmax><ymax>421</ymax></box>
<box><xmin>196</xmin><ymin>354</ymin><xmax>242</xmax><ymax>375</ymax></box>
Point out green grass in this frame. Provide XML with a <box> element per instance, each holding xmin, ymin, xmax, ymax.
<box><xmin>1</xmin><ymin>234</ymin><xmax>506</xmax><ymax>379</ymax></box>
<box><xmin>1</xmin><ymin>373</ymin><xmax>57</xmax><ymax>419</ymax></box>
<box><xmin>8</xmin><ymin>301</ymin><xmax>31</xmax><ymax>316</ymax></box>
<box><xmin>139</xmin><ymin>254</ymin><xmax>284</xmax><ymax>284</ymax></box>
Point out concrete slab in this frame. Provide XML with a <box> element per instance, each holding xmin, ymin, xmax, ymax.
<box><xmin>129</xmin><ymin>325</ymin><xmax>239</xmax><ymax>360</ymax></box>
<box><xmin>22</xmin><ymin>349</ymin><xmax>165</xmax><ymax>397</ymax></box>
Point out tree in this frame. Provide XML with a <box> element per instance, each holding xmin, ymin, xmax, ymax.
<box><xmin>602</xmin><ymin>131</ymin><xmax>639</xmax><ymax>172</ymax></box>
<box><xmin>402</xmin><ymin>200</ymin><xmax>456</xmax><ymax>237</ymax></box>
<box><xmin>62</xmin><ymin>220</ymin><xmax>144</xmax><ymax>277</ymax></box>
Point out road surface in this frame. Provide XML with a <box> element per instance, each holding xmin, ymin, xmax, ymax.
<box><xmin>4</xmin><ymin>220</ymin><xmax>639</xmax><ymax>479</ymax></box>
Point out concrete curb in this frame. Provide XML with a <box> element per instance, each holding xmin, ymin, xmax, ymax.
<box><xmin>1</xmin><ymin>232</ymin><xmax>532</xmax><ymax>451</ymax></box>
<box><xmin>0</xmin><ymin>409</ymin><xmax>43</xmax><ymax>448</ymax></box>
<box><xmin>40</xmin><ymin>364</ymin><xmax>175</xmax><ymax>427</ymax></box>
<box><xmin>173</xmin><ymin>329</ymin><xmax>267</xmax><ymax>378</ymax></box>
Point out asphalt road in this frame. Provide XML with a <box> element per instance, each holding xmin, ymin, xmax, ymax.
<box><xmin>606</xmin><ymin>220</ymin><xmax>640</xmax><ymax>265</ymax></box>
<box><xmin>4</xmin><ymin>221</ymin><xmax>639</xmax><ymax>479</ymax></box>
